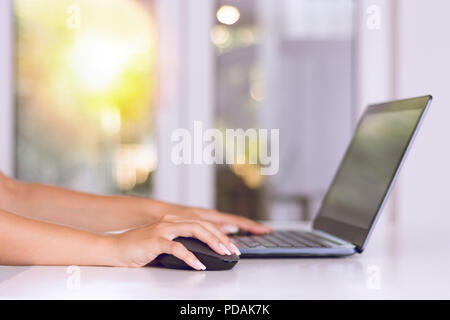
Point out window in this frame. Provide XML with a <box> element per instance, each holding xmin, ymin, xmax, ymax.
<box><xmin>15</xmin><ymin>0</ymin><xmax>157</xmax><ymax>196</ymax></box>
<box><xmin>13</xmin><ymin>0</ymin><xmax>357</xmax><ymax>222</ymax></box>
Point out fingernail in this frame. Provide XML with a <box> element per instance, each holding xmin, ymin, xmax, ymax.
<box><xmin>221</xmin><ymin>224</ymin><xmax>239</xmax><ymax>234</ymax></box>
<box><xmin>219</xmin><ymin>243</ymin><xmax>232</xmax><ymax>255</ymax></box>
<box><xmin>230</xmin><ymin>243</ymin><xmax>241</xmax><ymax>256</ymax></box>
<box><xmin>194</xmin><ymin>260</ymin><xmax>206</xmax><ymax>271</ymax></box>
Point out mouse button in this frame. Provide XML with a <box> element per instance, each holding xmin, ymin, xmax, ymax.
<box><xmin>175</xmin><ymin>237</ymin><xmax>239</xmax><ymax>260</ymax></box>
<box><xmin>175</xmin><ymin>237</ymin><xmax>216</xmax><ymax>255</ymax></box>
<box><xmin>222</xmin><ymin>254</ymin><xmax>240</xmax><ymax>262</ymax></box>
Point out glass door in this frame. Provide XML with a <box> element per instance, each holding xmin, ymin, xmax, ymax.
<box><xmin>213</xmin><ymin>0</ymin><xmax>356</xmax><ymax>221</ymax></box>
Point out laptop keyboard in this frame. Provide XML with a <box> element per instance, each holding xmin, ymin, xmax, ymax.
<box><xmin>232</xmin><ymin>231</ymin><xmax>340</xmax><ymax>249</ymax></box>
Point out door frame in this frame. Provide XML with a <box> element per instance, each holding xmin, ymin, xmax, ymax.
<box><xmin>153</xmin><ymin>0</ymin><xmax>216</xmax><ymax>208</ymax></box>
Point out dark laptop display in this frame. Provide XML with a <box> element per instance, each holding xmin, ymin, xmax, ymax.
<box><xmin>234</xmin><ymin>96</ymin><xmax>432</xmax><ymax>257</ymax></box>
<box><xmin>314</xmin><ymin>95</ymin><xmax>432</xmax><ymax>251</ymax></box>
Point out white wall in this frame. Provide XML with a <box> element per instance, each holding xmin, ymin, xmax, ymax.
<box><xmin>395</xmin><ymin>0</ymin><xmax>450</xmax><ymax>227</ymax></box>
<box><xmin>153</xmin><ymin>0</ymin><xmax>215</xmax><ymax>208</ymax></box>
<box><xmin>355</xmin><ymin>0</ymin><xmax>395</xmax><ymax>115</ymax></box>
<box><xmin>0</xmin><ymin>0</ymin><xmax>14</xmax><ymax>176</ymax></box>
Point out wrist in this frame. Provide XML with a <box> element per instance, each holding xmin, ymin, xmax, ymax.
<box><xmin>140</xmin><ymin>199</ymin><xmax>181</xmax><ymax>221</ymax></box>
<box><xmin>94</xmin><ymin>235</ymin><xmax>122</xmax><ymax>267</ymax></box>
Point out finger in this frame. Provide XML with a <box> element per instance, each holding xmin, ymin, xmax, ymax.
<box><xmin>195</xmin><ymin>214</ymin><xmax>237</xmax><ymax>234</ymax></box>
<box><xmin>160</xmin><ymin>240</ymin><xmax>206</xmax><ymax>271</ymax></box>
<box><xmin>196</xmin><ymin>221</ymin><xmax>240</xmax><ymax>256</ymax></box>
<box><xmin>166</xmin><ymin>219</ymin><xmax>238</xmax><ymax>255</ymax></box>
<box><xmin>170</xmin><ymin>222</ymin><xmax>231</xmax><ymax>256</ymax></box>
<box><xmin>202</xmin><ymin>210</ymin><xmax>272</xmax><ymax>234</ymax></box>
<box><xmin>217</xmin><ymin>213</ymin><xmax>272</xmax><ymax>235</ymax></box>
<box><xmin>220</xmin><ymin>224</ymin><xmax>240</xmax><ymax>234</ymax></box>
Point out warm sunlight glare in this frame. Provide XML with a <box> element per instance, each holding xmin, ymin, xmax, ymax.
<box><xmin>69</xmin><ymin>36</ymin><xmax>131</xmax><ymax>92</ymax></box>
<box><xmin>15</xmin><ymin>0</ymin><xmax>157</xmax><ymax>194</ymax></box>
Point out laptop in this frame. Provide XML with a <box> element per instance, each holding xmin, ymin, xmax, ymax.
<box><xmin>232</xmin><ymin>95</ymin><xmax>433</xmax><ymax>257</ymax></box>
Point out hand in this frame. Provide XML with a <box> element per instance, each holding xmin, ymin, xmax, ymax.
<box><xmin>107</xmin><ymin>215</ymin><xmax>241</xmax><ymax>270</ymax></box>
<box><xmin>161</xmin><ymin>206</ymin><xmax>272</xmax><ymax>235</ymax></box>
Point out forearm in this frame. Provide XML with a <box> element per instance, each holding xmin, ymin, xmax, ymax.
<box><xmin>0</xmin><ymin>173</ymin><xmax>173</xmax><ymax>232</ymax></box>
<box><xmin>0</xmin><ymin>209</ymin><xmax>115</xmax><ymax>266</ymax></box>
<box><xmin>0</xmin><ymin>173</ymin><xmax>271</xmax><ymax>236</ymax></box>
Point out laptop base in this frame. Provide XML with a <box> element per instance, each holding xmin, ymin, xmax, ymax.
<box><xmin>232</xmin><ymin>229</ymin><xmax>357</xmax><ymax>258</ymax></box>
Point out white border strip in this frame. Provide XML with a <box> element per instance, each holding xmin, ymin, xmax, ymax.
<box><xmin>0</xmin><ymin>0</ymin><xmax>14</xmax><ymax>176</ymax></box>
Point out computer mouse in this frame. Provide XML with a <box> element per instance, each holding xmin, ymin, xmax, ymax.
<box><xmin>155</xmin><ymin>237</ymin><xmax>239</xmax><ymax>271</ymax></box>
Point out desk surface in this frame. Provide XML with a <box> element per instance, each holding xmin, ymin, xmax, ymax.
<box><xmin>1</xmin><ymin>218</ymin><xmax>449</xmax><ymax>299</ymax></box>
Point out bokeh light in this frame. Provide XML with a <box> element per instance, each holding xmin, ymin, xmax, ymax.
<box><xmin>210</xmin><ymin>25</ymin><xmax>232</xmax><ymax>48</ymax></box>
<box><xmin>216</xmin><ymin>5</ymin><xmax>240</xmax><ymax>25</ymax></box>
<box><xmin>114</xmin><ymin>144</ymin><xmax>158</xmax><ymax>191</ymax></box>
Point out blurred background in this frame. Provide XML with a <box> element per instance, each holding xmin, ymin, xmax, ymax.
<box><xmin>0</xmin><ymin>0</ymin><xmax>448</xmax><ymax>227</ymax></box>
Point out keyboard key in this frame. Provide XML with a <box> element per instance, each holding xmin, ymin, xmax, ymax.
<box><xmin>251</xmin><ymin>236</ymin><xmax>279</xmax><ymax>248</ymax></box>
<box><xmin>288</xmin><ymin>231</ymin><xmax>335</xmax><ymax>247</ymax></box>
<box><xmin>273</xmin><ymin>231</ymin><xmax>324</xmax><ymax>248</ymax></box>
<box><xmin>285</xmin><ymin>231</ymin><xmax>325</xmax><ymax>247</ymax></box>
<box><xmin>235</xmin><ymin>236</ymin><xmax>261</xmax><ymax>248</ymax></box>
<box><xmin>232</xmin><ymin>231</ymin><xmax>339</xmax><ymax>249</ymax></box>
<box><xmin>232</xmin><ymin>238</ymin><xmax>247</xmax><ymax>248</ymax></box>
<box><xmin>265</xmin><ymin>235</ymin><xmax>294</xmax><ymax>247</ymax></box>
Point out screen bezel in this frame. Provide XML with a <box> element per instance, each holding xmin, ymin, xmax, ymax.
<box><xmin>313</xmin><ymin>95</ymin><xmax>433</xmax><ymax>252</ymax></box>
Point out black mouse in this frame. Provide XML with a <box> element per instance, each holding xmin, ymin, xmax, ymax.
<box><xmin>156</xmin><ymin>237</ymin><xmax>239</xmax><ymax>271</ymax></box>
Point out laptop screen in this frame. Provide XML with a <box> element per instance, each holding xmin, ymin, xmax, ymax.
<box><xmin>314</xmin><ymin>96</ymin><xmax>431</xmax><ymax>250</ymax></box>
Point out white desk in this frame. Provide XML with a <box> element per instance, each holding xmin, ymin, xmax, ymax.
<box><xmin>1</xmin><ymin>218</ymin><xmax>449</xmax><ymax>299</ymax></box>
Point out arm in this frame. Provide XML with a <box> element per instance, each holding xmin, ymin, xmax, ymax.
<box><xmin>0</xmin><ymin>209</ymin><xmax>239</xmax><ymax>269</ymax></box>
<box><xmin>0</xmin><ymin>171</ymin><xmax>271</xmax><ymax>234</ymax></box>
<box><xmin>0</xmin><ymin>171</ymin><xmax>168</xmax><ymax>232</ymax></box>
<box><xmin>0</xmin><ymin>208</ymin><xmax>112</xmax><ymax>266</ymax></box>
